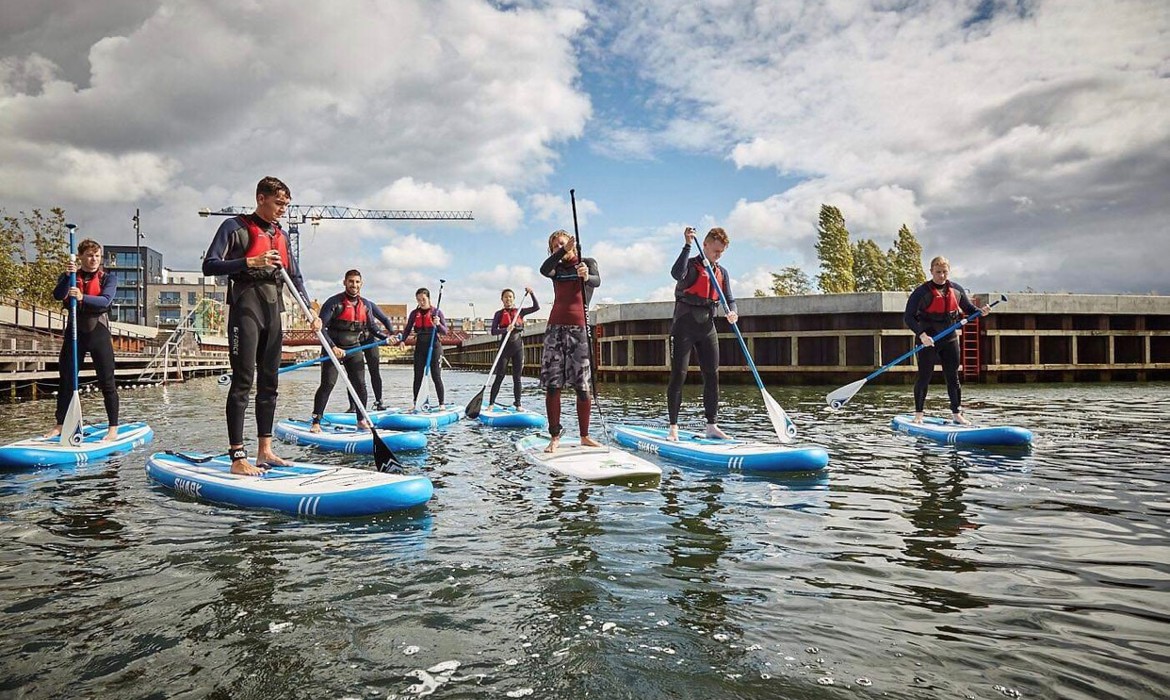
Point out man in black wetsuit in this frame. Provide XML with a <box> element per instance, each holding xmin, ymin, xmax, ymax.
<box><xmin>666</xmin><ymin>226</ymin><xmax>738</xmax><ymax>442</ymax></box>
<box><xmin>202</xmin><ymin>176</ymin><xmax>318</xmax><ymax>475</ymax></box>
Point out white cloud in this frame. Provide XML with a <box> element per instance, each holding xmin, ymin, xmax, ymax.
<box><xmin>372</xmin><ymin>178</ymin><xmax>524</xmax><ymax>232</ymax></box>
<box><xmin>379</xmin><ymin>234</ymin><xmax>450</xmax><ymax>270</ymax></box>
<box><xmin>528</xmin><ymin>191</ymin><xmax>600</xmax><ymax>228</ymax></box>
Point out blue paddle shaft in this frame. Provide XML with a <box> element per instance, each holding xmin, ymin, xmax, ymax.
<box><xmin>865</xmin><ymin>296</ymin><xmax>1007</xmax><ymax>381</ymax></box>
<box><xmin>693</xmin><ymin>245</ymin><xmax>766</xmax><ymax>390</ymax></box>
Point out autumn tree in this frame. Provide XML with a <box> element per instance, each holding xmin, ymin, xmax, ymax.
<box><xmin>814</xmin><ymin>204</ymin><xmax>854</xmax><ymax>293</ymax></box>
<box><xmin>1</xmin><ymin>208</ymin><xmax>70</xmax><ymax>307</ymax></box>
<box><xmin>887</xmin><ymin>224</ymin><xmax>926</xmax><ymax>291</ymax></box>
<box><xmin>852</xmin><ymin>238</ymin><xmax>891</xmax><ymax>292</ymax></box>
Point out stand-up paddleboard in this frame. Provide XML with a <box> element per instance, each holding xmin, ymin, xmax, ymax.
<box><xmin>891</xmin><ymin>414</ymin><xmax>1033</xmax><ymax>447</ymax></box>
<box><xmin>477</xmin><ymin>405</ymin><xmax>547</xmax><ymax>429</ymax></box>
<box><xmin>612</xmin><ymin>425</ymin><xmax>829</xmax><ymax>473</ymax></box>
<box><xmin>516</xmin><ymin>435</ymin><xmax>661</xmax><ymax>482</ymax></box>
<box><xmin>0</xmin><ymin>422</ymin><xmax>154</xmax><ymax>469</ymax></box>
<box><xmin>145</xmin><ymin>451</ymin><xmax>433</xmax><ymax>517</ymax></box>
<box><xmin>325</xmin><ymin>405</ymin><xmax>464</xmax><ymax>431</ymax></box>
<box><xmin>274</xmin><ymin>419</ymin><xmax>427</xmax><ymax>454</ymax></box>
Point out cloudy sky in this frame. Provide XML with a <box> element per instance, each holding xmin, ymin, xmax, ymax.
<box><xmin>2</xmin><ymin>0</ymin><xmax>1167</xmax><ymax>322</ymax></box>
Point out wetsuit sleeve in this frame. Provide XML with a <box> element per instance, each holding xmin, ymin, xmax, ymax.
<box><xmin>520</xmin><ymin>293</ymin><xmax>539</xmax><ymax>317</ymax></box>
<box><xmin>719</xmin><ymin>264</ymin><xmax>736</xmax><ymax>315</ymax></box>
<box><xmin>366</xmin><ymin>300</ymin><xmax>392</xmax><ymax>338</ymax></box>
<box><xmin>540</xmin><ymin>248</ymin><xmax>568</xmax><ymax>277</ymax></box>
<box><xmin>83</xmin><ymin>271</ymin><xmax>117</xmax><ymax>311</ymax></box>
<box><xmin>490</xmin><ymin>310</ymin><xmax>505</xmax><ymax>335</ymax></box>
<box><xmin>904</xmin><ymin>286</ymin><xmax>927</xmax><ymax>335</ymax></box>
<box><xmin>53</xmin><ymin>273</ymin><xmax>70</xmax><ymax>301</ymax></box>
<box><xmin>433</xmin><ymin>309</ymin><xmax>448</xmax><ymax>335</ymax></box>
<box><xmin>400</xmin><ymin>309</ymin><xmax>417</xmax><ymax>341</ymax></box>
<box><xmin>954</xmin><ymin>282</ymin><xmax>979</xmax><ymax>315</ymax></box>
<box><xmin>584</xmin><ymin>258</ymin><xmax>600</xmax><ymax>288</ymax></box>
<box><xmin>671</xmin><ymin>245</ymin><xmax>693</xmax><ymax>281</ymax></box>
<box><xmin>318</xmin><ymin>295</ymin><xmax>341</xmax><ymax>347</ymax></box>
<box><xmin>202</xmin><ymin>219</ymin><xmax>249</xmax><ymax>276</ymax></box>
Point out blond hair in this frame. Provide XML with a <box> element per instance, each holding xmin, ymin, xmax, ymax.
<box><xmin>705</xmin><ymin>227</ymin><xmax>729</xmax><ymax>246</ymax></box>
<box><xmin>548</xmin><ymin>229</ymin><xmax>575</xmax><ymax>254</ymax></box>
<box><xmin>929</xmin><ymin>256</ymin><xmax>950</xmax><ymax>271</ymax></box>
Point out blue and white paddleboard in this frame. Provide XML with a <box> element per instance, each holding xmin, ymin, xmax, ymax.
<box><xmin>612</xmin><ymin>424</ymin><xmax>829</xmax><ymax>473</ymax></box>
<box><xmin>477</xmin><ymin>405</ymin><xmax>547</xmax><ymax>429</ymax></box>
<box><xmin>0</xmin><ymin>422</ymin><xmax>154</xmax><ymax>469</ymax></box>
<box><xmin>891</xmin><ymin>414</ymin><xmax>1033</xmax><ymax>447</ymax></box>
<box><xmin>325</xmin><ymin>404</ymin><xmax>464</xmax><ymax>431</ymax></box>
<box><xmin>274</xmin><ymin>419</ymin><xmax>427</xmax><ymax>454</ymax></box>
<box><xmin>516</xmin><ymin>435</ymin><xmax>661</xmax><ymax>482</ymax></box>
<box><xmin>145</xmin><ymin>451</ymin><xmax>433</xmax><ymax>517</ymax></box>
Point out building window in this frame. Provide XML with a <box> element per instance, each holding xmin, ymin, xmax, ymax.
<box><xmin>159</xmin><ymin>291</ymin><xmax>180</xmax><ymax>304</ymax></box>
<box><xmin>159</xmin><ymin>308</ymin><xmax>181</xmax><ymax>324</ymax></box>
<box><xmin>188</xmin><ymin>291</ymin><xmax>198</xmax><ymax>305</ymax></box>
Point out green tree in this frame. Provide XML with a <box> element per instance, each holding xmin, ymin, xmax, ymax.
<box><xmin>852</xmin><ymin>238</ymin><xmax>891</xmax><ymax>291</ymax></box>
<box><xmin>6</xmin><ymin>208</ymin><xmax>70</xmax><ymax>308</ymax></box>
<box><xmin>887</xmin><ymin>224</ymin><xmax>926</xmax><ymax>291</ymax></box>
<box><xmin>0</xmin><ymin>212</ymin><xmax>27</xmax><ymax>299</ymax></box>
<box><xmin>814</xmin><ymin>204</ymin><xmax>854</xmax><ymax>293</ymax></box>
<box><xmin>768</xmin><ymin>266</ymin><xmax>813</xmax><ymax>296</ymax></box>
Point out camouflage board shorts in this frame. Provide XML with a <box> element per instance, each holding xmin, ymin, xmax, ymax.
<box><xmin>540</xmin><ymin>324</ymin><xmax>591</xmax><ymax>391</ymax></box>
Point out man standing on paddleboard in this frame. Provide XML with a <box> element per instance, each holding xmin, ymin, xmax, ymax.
<box><xmin>203</xmin><ymin>176</ymin><xmax>318</xmax><ymax>475</ymax></box>
<box><xmin>45</xmin><ymin>238</ymin><xmax>120</xmax><ymax>442</ymax></box>
<box><xmin>666</xmin><ymin>226</ymin><xmax>738</xmax><ymax>442</ymax></box>
<box><xmin>904</xmin><ymin>255</ymin><xmax>991</xmax><ymax>425</ymax></box>
<box><xmin>311</xmin><ymin>269</ymin><xmax>383</xmax><ymax>432</ymax></box>
<box><xmin>539</xmin><ymin>229</ymin><xmax>601</xmax><ymax>453</ymax></box>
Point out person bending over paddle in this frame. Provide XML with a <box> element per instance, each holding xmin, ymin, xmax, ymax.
<box><xmin>203</xmin><ymin>176</ymin><xmax>318</xmax><ymax>476</ymax></box>
<box><xmin>397</xmin><ymin>288</ymin><xmax>448</xmax><ymax>408</ymax></box>
<box><xmin>539</xmin><ymin>230</ymin><xmax>601</xmax><ymax>453</ymax></box>
<box><xmin>666</xmin><ymin>227</ymin><xmax>738</xmax><ymax>442</ymax></box>
<box><xmin>311</xmin><ymin>269</ymin><xmax>378</xmax><ymax>433</ymax></box>
<box><xmin>45</xmin><ymin>238</ymin><xmax>120</xmax><ymax>442</ymax></box>
<box><xmin>489</xmin><ymin>286</ymin><xmax>539</xmax><ymax>409</ymax></box>
<box><xmin>904</xmin><ymin>256</ymin><xmax>991</xmax><ymax>425</ymax></box>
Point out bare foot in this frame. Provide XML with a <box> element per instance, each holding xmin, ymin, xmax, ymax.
<box><xmin>580</xmin><ymin>435</ymin><xmax>602</xmax><ymax>448</ymax></box>
<box><xmin>667</xmin><ymin>425</ymin><xmax>679</xmax><ymax>442</ymax></box>
<box><xmin>952</xmin><ymin>413</ymin><xmax>972</xmax><ymax>425</ymax></box>
<box><xmin>912</xmin><ymin>412</ymin><xmax>925</xmax><ymax>424</ymax></box>
<box><xmin>256</xmin><ymin>450</ymin><xmax>291</xmax><ymax>467</ymax></box>
<box><xmin>310</xmin><ymin>422</ymin><xmax>322</xmax><ymax>434</ymax></box>
<box><xmin>230</xmin><ymin>458</ymin><xmax>266</xmax><ymax>476</ymax></box>
<box><xmin>544</xmin><ymin>435</ymin><xmax>561</xmax><ymax>453</ymax></box>
<box><xmin>358</xmin><ymin>419</ymin><xmax>371</xmax><ymax>431</ymax></box>
<box><xmin>101</xmin><ymin>427</ymin><xmax>119</xmax><ymax>443</ymax></box>
<box><xmin>43</xmin><ymin>426</ymin><xmax>62</xmax><ymax>439</ymax></box>
<box><xmin>705</xmin><ymin>423</ymin><xmax>729</xmax><ymax>440</ymax></box>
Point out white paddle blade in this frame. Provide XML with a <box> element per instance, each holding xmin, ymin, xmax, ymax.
<box><xmin>59</xmin><ymin>392</ymin><xmax>83</xmax><ymax>446</ymax></box>
<box><xmin>415</xmin><ymin>378</ymin><xmax>432</xmax><ymax>412</ymax></box>
<box><xmin>762</xmin><ymin>391</ymin><xmax>797</xmax><ymax>443</ymax></box>
<box><xmin>826</xmin><ymin>378</ymin><xmax>868</xmax><ymax>410</ymax></box>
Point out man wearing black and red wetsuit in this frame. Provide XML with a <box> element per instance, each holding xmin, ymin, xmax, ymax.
<box><xmin>311</xmin><ymin>269</ymin><xmax>381</xmax><ymax>431</ymax></box>
<box><xmin>202</xmin><ymin>176</ymin><xmax>318</xmax><ymax>475</ymax></box>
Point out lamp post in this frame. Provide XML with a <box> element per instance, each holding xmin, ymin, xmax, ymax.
<box><xmin>469</xmin><ymin>303</ymin><xmax>475</xmax><ymax>334</ymax></box>
<box><xmin>132</xmin><ymin>208</ymin><xmax>143</xmax><ymax>325</ymax></box>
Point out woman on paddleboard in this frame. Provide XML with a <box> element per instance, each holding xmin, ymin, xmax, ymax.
<box><xmin>666</xmin><ymin>226</ymin><xmax>738</xmax><ymax>442</ymax></box>
<box><xmin>45</xmin><ymin>238</ymin><xmax>120</xmax><ymax>442</ymax></box>
<box><xmin>202</xmin><ymin>176</ymin><xmax>317</xmax><ymax>475</ymax></box>
<box><xmin>903</xmin><ymin>256</ymin><xmax>991</xmax><ymax>425</ymax></box>
<box><xmin>397</xmin><ymin>287</ymin><xmax>448</xmax><ymax>407</ymax></box>
<box><xmin>488</xmin><ymin>286</ymin><xmax>539</xmax><ymax>409</ymax></box>
<box><xmin>539</xmin><ymin>229</ymin><xmax>601</xmax><ymax>453</ymax></box>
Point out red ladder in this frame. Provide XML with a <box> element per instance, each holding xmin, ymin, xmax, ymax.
<box><xmin>961</xmin><ymin>315</ymin><xmax>981</xmax><ymax>378</ymax></box>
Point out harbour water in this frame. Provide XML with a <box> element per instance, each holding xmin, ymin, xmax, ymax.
<box><xmin>1</xmin><ymin>368</ymin><xmax>1167</xmax><ymax>699</ymax></box>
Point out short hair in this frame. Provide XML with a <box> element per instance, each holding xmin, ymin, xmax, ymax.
<box><xmin>501</xmin><ymin>288</ymin><xmax>514</xmax><ymax>299</ymax></box>
<box><xmin>548</xmin><ymin>229</ymin><xmax>574</xmax><ymax>253</ymax></box>
<box><xmin>929</xmin><ymin>256</ymin><xmax>950</xmax><ymax>271</ymax></box>
<box><xmin>705</xmin><ymin>227</ymin><xmax>729</xmax><ymax>246</ymax></box>
<box><xmin>344</xmin><ymin>269</ymin><xmax>362</xmax><ymax>280</ymax></box>
<box><xmin>256</xmin><ymin>176</ymin><xmax>290</xmax><ymax>200</ymax></box>
<box><xmin>77</xmin><ymin>238</ymin><xmax>102</xmax><ymax>256</ymax></box>
<box><xmin>415</xmin><ymin>287</ymin><xmax>430</xmax><ymax>298</ymax></box>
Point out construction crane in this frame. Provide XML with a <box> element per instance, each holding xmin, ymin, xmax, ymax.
<box><xmin>197</xmin><ymin>204</ymin><xmax>474</xmax><ymax>261</ymax></box>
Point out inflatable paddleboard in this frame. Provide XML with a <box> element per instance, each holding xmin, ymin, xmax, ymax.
<box><xmin>0</xmin><ymin>422</ymin><xmax>154</xmax><ymax>469</ymax></box>
<box><xmin>612</xmin><ymin>425</ymin><xmax>829</xmax><ymax>473</ymax></box>
<box><xmin>515</xmin><ymin>435</ymin><xmax>661</xmax><ymax>482</ymax></box>
<box><xmin>325</xmin><ymin>404</ymin><xmax>464</xmax><ymax>431</ymax></box>
<box><xmin>477</xmin><ymin>405</ymin><xmax>547</xmax><ymax>429</ymax></box>
<box><xmin>274</xmin><ymin>419</ymin><xmax>427</xmax><ymax>454</ymax></box>
<box><xmin>145</xmin><ymin>451</ymin><xmax>433</xmax><ymax>516</ymax></box>
<box><xmin>891</xmin><ymin>414</ymin><xmax>1033</xmax><ymax>447</ymax></box>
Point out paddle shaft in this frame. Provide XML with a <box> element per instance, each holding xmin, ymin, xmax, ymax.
<box><xmin>481</xmin><ymin>290</ymin><xmax>530</xmax><ymax>390</ymax></box>
<box><xmin>219</xmin><ymin>337</ymin><xmax>387</xmax><ymax>382</ymax></box>
<box><xmin>864</xmin><ymin>296</ymin><xmax>1006</xmax><ymax>382</ymax></box>
<box><xmin>416</xmin><ymin>280</ymin><xmax>444</xmax><ymax>407</ymax></box>
<box><xmin>278</xmin><ymin>267</ymin><xmax>399</xmax><ymax>470</ymax></box>
<box><xmin>569</xmin><ymin>189</ymin><xmax>609</xmax><ymax>439</ymax></box>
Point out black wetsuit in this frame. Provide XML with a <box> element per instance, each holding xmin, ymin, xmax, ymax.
<box><xmin>346</xmin><ymin>302</ymin><xmax>393</xmax><ymax>411</ymax></box>
<box><xmin>202</xmin><ymin>214</ymin><xmax>310</xmax><ymax>446</ymax></box>
<box><xmin>312</xmin><ymin>292</ymin><xmax>371</xmax><ymax>420</ymax></box>
<box><xmin>488</xmin><ymin>294</ymin><xmax>540</xmax><ymax>407</ymax></box>
<box><xmin>667</xmin><ymin>245</ymin><xmax>735</xmax><ymax>425</ymax></box>
<box><xmin>52</xmin><ymin>269</ymin><xmax>119</xmax><ymax>426</ymax></box>
<box><xmin>401</xmin><ymin>307</ymin><xmax>448</xmax><ymax>406</ymax></box>
<box><xmin>904</xmin><ymin>280</ymin><xmax>979</xmax><ymax>413</ymax></box>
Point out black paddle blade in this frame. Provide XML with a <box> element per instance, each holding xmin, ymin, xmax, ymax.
<box><xmin>370</xmin><ymin>428</ymin><xmax>401</xmax><ymax>473</ymax></box>
<box><xmin>164</xmin><ymin>450</ymin><xmax>230</xmax><ymax>464</ymax></box>
<box><xmin>464</xmin><ymin>388</ymin><xmax>485</xmax><ymax>419</ymax></box>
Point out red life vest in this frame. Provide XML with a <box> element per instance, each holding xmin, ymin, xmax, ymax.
<box><xmin>677</xmin><ymin>259</ymin><xmax>724</xmax><ymax>305</ymax></box>
<box><xmin>499</xmin><ymin>308</ymin><xmax>523</xmax><ymax>329</ymax></box>
<box><xmin>335</xmin><ymin>296</ymin><xmax>368</xmax><ymax>324</ymax></box>
<box><xmin>919</xmin><ymin>283</ymin><xmax>960</xmax><ymax>319</ymax></box>
<box><xmin>328</xmin><ymin>295</ymin><xmax>368</xmax><ymax>346</ymax></box>
<box><xmin>414</xmin><ymin>307</ymin><xmax>436</xmax><ymax>330</ymax></box>
<box><xmin>77</xmin><ymin>269</ymin><xmax>106</xmax><ymax>298</ymax></box>
<box><xmin>237</xmin><ymin>215</ymin><xmax>289</xmax><ymax>282</ymax></box>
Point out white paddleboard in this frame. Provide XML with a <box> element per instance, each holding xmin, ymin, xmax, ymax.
<box><xmin>515</xmin><ymin>434</ymin><xmax>661</xmax><ymax>482</ymax></box>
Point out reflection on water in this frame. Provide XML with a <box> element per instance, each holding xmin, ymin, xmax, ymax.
<box><xmin>1</xmin><ymin>371</ymin><xmax>1168</xmax><ymax>699</ymax></box>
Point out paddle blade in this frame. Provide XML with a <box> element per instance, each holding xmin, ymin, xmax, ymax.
<box><xmin>826</xmin><ymin>378</ymin><xmax>868</xmax><ymax>410</ymax></box>
<box><xmin>370</xmin><ymin>428</ymin><xmax>401</xmax><ymax>473</ymax></box>
<box><xmin>59</xmin><ymin>392</ymin><xmax>84</xmax><ymax>446</ymax></box>
<box><xmin>762</xmin><ymin>390</ymin><xmax>797</xmax><ymax>443</ymax></box>
<box><xmin>414</xmin><ymin>380</ymin><xmax>431</xmax><ymax>412</ymax></box>
<box><xmin>464</xmin><ymin>387</ymin><xmax>485</xmax><ymax>419</ymax></box>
